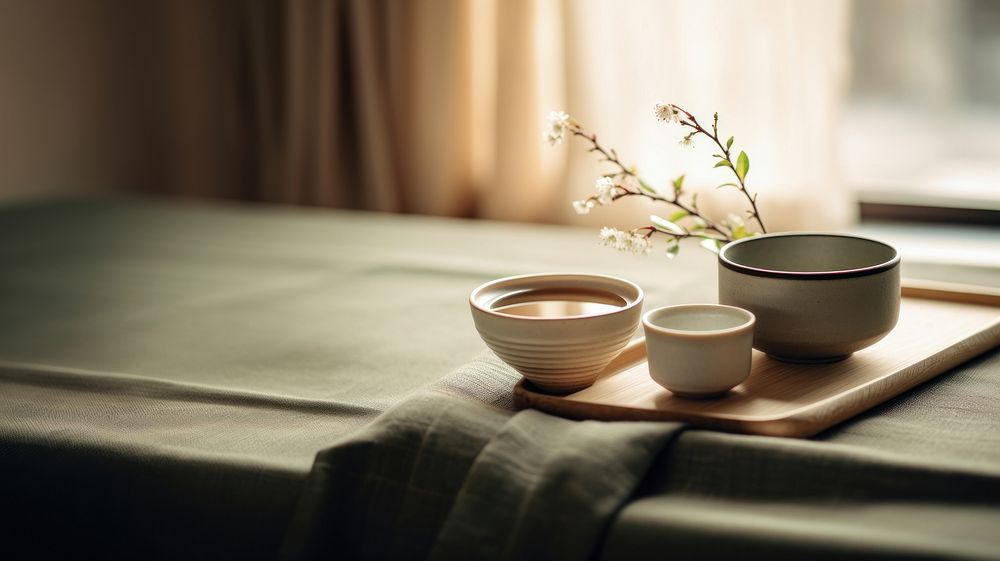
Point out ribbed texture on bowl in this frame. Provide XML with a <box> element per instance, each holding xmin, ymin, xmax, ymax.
<box><xmin>470</xmin><ymin>273</ymin><xmax>644</xmax><ymax>394</ymax></box>
<box><xmin>478</xmin><ymin>326</ymin><xmax>636</xmax><ymax>393</ymax></box>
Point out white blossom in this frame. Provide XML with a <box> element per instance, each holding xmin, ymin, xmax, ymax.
<box><xmin>572</xmin><ymin>199</ymin><xmax>595</xmax><ymax>215</ymax></box>
<box><xmin>599</xmin><ymin>226</ymin><xmax>619</xmax><ymax>246</ymax></box>
<box><xmin>630</xmin><ymin>234</ymin><xmax>652</xmax><ymax>255</ymax></box>
<box><xmin>599</xmin><ymin>227</ymin><xmax>650</xmax><ymax>255</ymax></box>
<box><xmin>544</xmin><ymin>110</ymin><xmax>571</xmax><ymax>146</ymax></box>
<box><xmin>594</xmin><ymin>177</ymin><xmax>616</xmax><ymax>204</ymax></box>
<box><xmin>654</xmin><ymin>102</ymin><xmax>680</xmax><ymax>124</ymax></box>
<box><xmin>612</xmin><ymin>230</ymin><xmax>631</xmax><ymax>251</ymax></box>
<box><xmin>679</xmin><ymin>135</ymin><xmax>694</xmax><ymax>148</ymax></box>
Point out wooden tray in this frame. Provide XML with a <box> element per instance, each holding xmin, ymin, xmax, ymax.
<box><xmin>514</xmin><ymin>281</ymin><xmax>1000</xmax><ymax>438</ymax></box>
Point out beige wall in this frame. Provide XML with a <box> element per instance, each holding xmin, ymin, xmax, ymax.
<box><xmin>0</xmin><ymin>0</ymin><xmax>162</xmax><ymax>203</ymax></box>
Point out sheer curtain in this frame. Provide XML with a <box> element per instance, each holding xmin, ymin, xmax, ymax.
<box><xmin>156</xmin><ymin>0</ymin><xmax>851</xmax><ymax>231</ymax></box>
<box><xmin>559</xmin><ymin>0</ymin><xmax>853</xmax><ymax>232</ymax></box>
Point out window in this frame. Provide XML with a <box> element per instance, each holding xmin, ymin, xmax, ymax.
<box><xmin>844</xmin><ymin>0</ymin><xmax>1000</xmax><ymax>222</ymax></box>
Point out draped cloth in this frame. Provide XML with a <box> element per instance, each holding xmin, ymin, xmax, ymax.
<box><xmin>280</xmin><ymin>391</ymin><xmax>685</xmax><ymax>561</ymax></box>
<box><xmin>278</xmin><ymin>352</ymin><xmax>1000</xmax><ymax>561</ymax></box>
<box><xmin>5</xmin><ymin>199</ymin><xmax>998</xmax><ymax>560</ymax></box>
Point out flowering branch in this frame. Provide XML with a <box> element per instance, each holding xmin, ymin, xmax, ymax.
<box><xmin>664</xmin><ymin>104</ymin><xmax>767</xmax><ymax>234</ymax></box>
<box><xmin>566</xmin><ymin>125</ymin><xmax>731</xmax><ymax>240</ymax></box>
<box><xmin>544</xmin><ymin>105</ymin><xmax>767</xmax><ymax>258</ymax></box>
<box><xmin>554</xmin><ymin>115</ymin><xmax>732</xmax><ymax>245</ymax></box>
<box><xmin>598</xmin><ymin>224</ymin><xmax>729</xmax><ymax>259</ymax></box>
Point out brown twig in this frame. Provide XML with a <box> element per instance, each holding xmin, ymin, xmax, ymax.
<box><xmin>670</xmin><ymin>105</ymin><xmax>768</xmax><ymax>233</ymax></box>
<box><xmin>568</xmin><ymin>124</ymin><xmax>733</xmax><ymax>239</ymax></box>
<box><xmin>633</xmin><ymin>225</ymin><xmax>728</xmax><ymax>243</ymax></box>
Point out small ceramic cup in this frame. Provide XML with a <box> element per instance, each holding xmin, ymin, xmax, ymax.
<box><xmin>642</xmin><ymin>304</ymin><xmax>755</xmax><ymax>398</ymax></box>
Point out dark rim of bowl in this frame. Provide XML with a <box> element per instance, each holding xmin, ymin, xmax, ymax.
<box><xmin>718</xmin><ymin>233</ymin><xmax>900</xmax><ymax>280</ymax></box>
<box><xmin>469</xmin><ymin>272</ymin><xmax>644</xmax><ymax>321</ymax></box>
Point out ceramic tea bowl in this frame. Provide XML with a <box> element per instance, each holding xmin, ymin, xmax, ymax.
<box><xmin>470</xmin><ymin>273</ymin><xmax>644</xmax><ymax>393</ymax></box>
<box><xmin>718</xmin><ymin>233</ymin><xmax>900</xmax><ymax>363</ymax></box>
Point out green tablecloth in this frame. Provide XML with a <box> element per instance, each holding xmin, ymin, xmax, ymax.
<box><xmin>1</xmin><ymin>198</ymin><xmax>998</xmax><ymax>559</ymax></box>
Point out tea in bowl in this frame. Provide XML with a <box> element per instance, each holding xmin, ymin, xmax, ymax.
<box><xmin>718</xmin><ymin>233</ymin><xmax>900</xmax><ymax>363</ymax></box>
<box><xmin>470</xmin><ymin>273</ymin><xmax>643</xmax><ymax>393</ymax></box>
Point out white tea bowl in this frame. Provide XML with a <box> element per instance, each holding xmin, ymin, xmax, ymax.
<box><xmin>718</xmin><ymin>232</ymin><xmax>900</xmax><ymax>362</ymax></box>
<box><xmin>470</xmin><ymin>273</ymin><xmax>643</xmax><ymax>393</ymax></box>
<box><xmin>643</xmin><ymin>304</ymin><xmax>755</xmax><ymax>397</ymax></box>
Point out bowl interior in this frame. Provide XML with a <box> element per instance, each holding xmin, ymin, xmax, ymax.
<box><xmin>645</xmin><ymin>305</ymin><xmax>753</xmax><ymax>333</ymax></box>
<box><xmin>471</xmin><ymin>273</ymin><xmax>642</xmax><ymax>320</ymax></box>
<box><xmin>489</xmin><ymin>287</ymin><xmax>627</xmax><ymax>318</ymax></box>
<box><xmin>722</xmin><ymin>234</ymin><xmax>897</xmax><ymax>275</ymax></box>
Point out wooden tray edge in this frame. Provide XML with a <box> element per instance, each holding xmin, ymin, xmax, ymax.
<box><xmin>781</xmin><ymin>318</ymin><xmax>1000</xmax><ymax>437</ymax></box>
<box><xmin>901</xmin><ymin>278</ymin><xmax>1000</xmax><ymax>306</ymax></box>
<box><xmin>513</xmin><ymin>284</ymin><xmax>1000</xmax><ymax>438</ymax></box>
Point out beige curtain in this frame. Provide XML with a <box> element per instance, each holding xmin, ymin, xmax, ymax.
<box><xmin>158</xmin><ymin>0</ymin><xmax>564</xmax><ymax>221</ymax></box>
<box><xmin>157</xmin><ymin>0</ymin><xmax>850</xmax><ymax>230</ymax></box>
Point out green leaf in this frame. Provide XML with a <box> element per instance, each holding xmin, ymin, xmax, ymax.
<box><xmin>672</xmin><ymin>174</ymin><xmax>685</xmax><ymax>196</ymax></box>
<box><xmin>690</xmin><ymin>217</ymin><xmax>707</xmax><ymax>231</ymax></box>
<box><xmin>716</xmin><ymin>182</ymin><xmax>740</xmax><ymax>190</ymax></box>
<box><xmin>650</xmin><ymin>214</ymin><xmax>686</xmax><ymax>235</ymax></box>
<box><xmin>665</xmin><ymin>243</ymin><xmax>680</xmax><ymax>259</ymax></box>
<box><xmin>638</xmin><ymin>180</ymin><xmax>657</xmax><ymax>195</ymax></box>
<box><xmin>668</xmin><ymin>210</ymin><xmax>688</xmax><ymax>222</ymax></box>
<box><xmin>732</xmin><ymin>225</ymin><xmax>750</xmax><ymax>239</ymax></box>
<box><xmin>691</xmin><ymin>193</ymin><xmax>699</xmax><ymax>209</ymax></box>
<box><xmin>726</xmin><ymin>136</ymin><xmax>734</xmax><ymax>150</ymax></box>
<box><xmin>699</xmin><ymin>238</ymin><xmax>724</xmax><ymax>254</ymax></box>
<box><xmin>736</xmin><ymin>151</ymin><xmax>750</xmax><ymax>181</ymax></box>
<box><xmin>714</xmin><ymin>160</ymin><xmax>732</xmax><ymax>169</ymax></box>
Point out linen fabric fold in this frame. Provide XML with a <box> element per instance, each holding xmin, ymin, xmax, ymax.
<box><xmin>280</xmin><ymin>391</ymin><xmax>684</xmax><ymax>561</ymax></box>
<box><xmin>282</xmin><ymin>346</ymin><xmax>1000</xmax><ymax>561</ymax></box>
<box><xmin>605</xmin><ymin>430</ymin><xmax>1000</xmax><ymax>560</ymax></box>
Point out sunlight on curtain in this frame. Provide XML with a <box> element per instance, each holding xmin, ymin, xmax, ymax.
<box><xmin>556</xmin><ymin>0</ymin><xmax>853</xmax><ymax>232</ymax></box>
<box><xmin>474</xmin><ymin>0</ymin><xmax>567</xmax><ymax>221</ymax></box>
<box><xmin>154</xmin><ymin>0</ymin><xmax>851</xmax><ymax>231</ymax></box>
<box><xmin>435</xmin><ymin>0</ymin><xmax>853</xmax><ymax>228</ymax></box>
<box><xmin>401</xmin><ymin>0</ymin><xmax>564</xmax><ymax>217</ymax></box>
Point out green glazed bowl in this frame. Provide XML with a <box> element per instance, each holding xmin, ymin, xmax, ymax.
<box><xmin>718</xmin><ymin>233</ymin><xmax>900</xmax><ymax>363</ymax></box>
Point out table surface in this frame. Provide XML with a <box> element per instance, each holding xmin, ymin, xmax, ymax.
<box><xmin>2</xmin><ymin>197</ymin><xmax>998</xmax><ymax>560</ymax></box>
<box><xmin>0</xmin><ymin>197</ymin><xmax>710</xmax><ymax>468</ymax></box>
